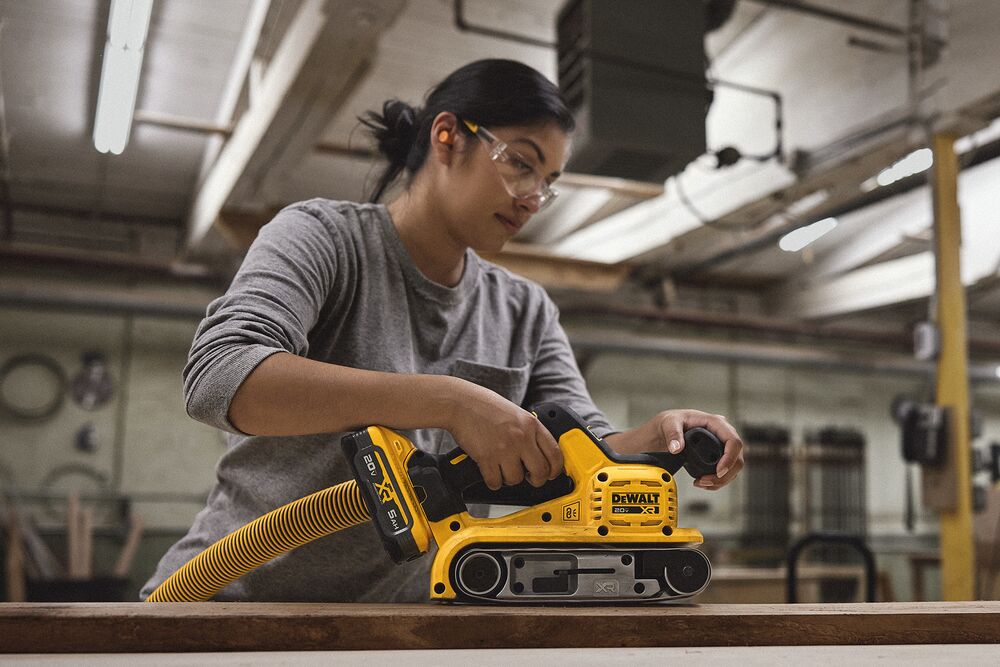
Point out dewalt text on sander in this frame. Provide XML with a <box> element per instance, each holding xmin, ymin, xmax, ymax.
<box><xmin>147</xmin><ymin>402</ymin><xmax>724</xmax><ymax>603</ymax></box>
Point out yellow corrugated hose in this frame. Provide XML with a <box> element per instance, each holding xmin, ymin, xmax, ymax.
<box><xmin>146</xmin><ymin>480</ymin><xmax>371</xmax><ymax>602</ymax></box>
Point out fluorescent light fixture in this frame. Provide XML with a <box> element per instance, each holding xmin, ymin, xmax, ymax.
<box><xmin>955</xmin><ymin>117</ymin><xmax>1000</xmax><ymax>154</ymax></box>
<box><xmin>93</xmin><ymin>0</ymin><xmax>154</xmax><ymax>154</ymax></box>
<box><xmin>526</xmin><ymin>188</ymin><xmax>614</xmax><ymax>244</ymax></box>
<box><xmin>860</xmin><ymin>122</ymin><xmax>997</xmax><ymax>192</ymax></box>
<box><xmin>995</xmin><ymin>366</ymin><xmax>1000</xmax><ymax>380</ymax></box>
<box><xmin>779</xmin><ymin>216</ymin><xmax>838</xmax><ymax>252</ymax></box>
<box><xmin>874</xmin><ymin>148</ymin><xmax>934</xmax><ymax>188</ymax></box>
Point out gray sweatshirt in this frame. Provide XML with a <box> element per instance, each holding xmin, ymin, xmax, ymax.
<box><xmin>140</xmin><ymin>199</ymin><xmax>613</xmax><ymax>602</ymax></box>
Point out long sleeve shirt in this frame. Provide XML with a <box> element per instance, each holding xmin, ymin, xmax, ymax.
<box><xmin>140</xmin><ymin>199</ymin><xmax>613</xmax><ymax>602</ymax></box>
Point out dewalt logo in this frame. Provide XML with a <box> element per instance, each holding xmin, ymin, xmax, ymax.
<box><xmin>611</xmin><ymin>491</ymin><xmax>660</xmax><ymax>515</ymax></box>
<box><xmin>611</xmin><ymin>492</ymin><xmax>660</xmax><ymax>504</ymax></box>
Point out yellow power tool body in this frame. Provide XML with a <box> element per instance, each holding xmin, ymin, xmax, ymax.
<box><xmin>342</xmin><ymin>402</ymin><xmax>723</xmax><ymax>602</ymax></box>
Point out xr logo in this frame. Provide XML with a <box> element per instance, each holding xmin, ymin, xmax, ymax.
<box><xmin>375</xmin><ymin>479</ymin><xmax>396</xmax><ymax>504</ymax></box>
<box><xmin>595</xmin><ymin>580</ymin><xmax>619</xmax><ymax>594</ymax></box>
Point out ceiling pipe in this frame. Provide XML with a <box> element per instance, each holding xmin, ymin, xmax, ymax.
<box><xmin>0</xmin><ymin>243</ymin><xmax>223</xmax><ymax>284</ymax></box>
<box><xmin>743</xmin><ymin>0</ymin><xmax>908</xmax><ymax>38</ymax></box>
<box><xmin>6</xmin><ymin>199</ymin><xmax>180</xmax><ymax>228</ymax></box>
<box><xmin>559</xmin><ymin>302</ymin><xmax>1000</xmax><ymax>357</ymax></box>
<box><xmin>0</xmin><ymin>283</ymin><xmax>210</xmax><ymax>320</ymax></box>
<box><xmin>2</xmin><ymin>284</ymin><xmax>997</xmax><ymax>383</ymax></box>
<box><xmin>567</xmin><ymin>329</ymin><xmax>1000</xmax><ymax>384</ymax></box>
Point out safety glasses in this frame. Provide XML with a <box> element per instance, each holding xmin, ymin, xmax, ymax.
<box><xmin>461</xmin><ymin>118</ymin><xmax>559</xmax><ymax>211</ymax></box>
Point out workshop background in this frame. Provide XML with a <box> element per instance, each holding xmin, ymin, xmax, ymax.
<box><xmin>1</xmin><ymin>0</ymin><xmax>998</xmax><ymax>604</ymax></box>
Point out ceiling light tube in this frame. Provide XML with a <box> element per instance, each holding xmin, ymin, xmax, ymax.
<box><xmin>93</xmin><ymin>0</ymin><xmax>154</xmax><ymax>155</ymax></box>
<box><xmin>779</xmin><ymin>216</ymin><xmax>838</xmax><ymax>252</ymax></box>
<box><xmin>108</xmin><ymin>0</ymin><xmax>154</xmax><ymax>48</ymax></box>
<box><xmin>874</xmin><ymin>148</ymin><xmax>934</xmax><ymax>188</ymax></box>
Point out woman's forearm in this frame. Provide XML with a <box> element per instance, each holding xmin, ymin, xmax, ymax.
<box><xmin>603</xmin><ymin>422</ymin><xmax>658</xmax><ymax>456</ymax></box>
<box><xmin>227</xmin><ymin>351</ymin><xmax>464</xmax><ymax>436</ymax></box>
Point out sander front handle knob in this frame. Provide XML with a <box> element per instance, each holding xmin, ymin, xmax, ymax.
<box><xmin>677</xmin><ymin>427</ymin><xmax>725</xmax><ymax>479</ymax></box>
<box><xmin>534</xmin><ymin>402</ymin><xmax>724</xmax><ymax>479</ymax></box>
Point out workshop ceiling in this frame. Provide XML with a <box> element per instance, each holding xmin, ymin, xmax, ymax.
<box><xmin>2</xmin><ymin>0</ymin><xmax>999</xmax><ymax>324</ymax></box>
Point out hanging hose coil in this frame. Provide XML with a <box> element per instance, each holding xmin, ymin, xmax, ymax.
<box><xmin>146</xmin><ymin>480</ymin><xmax>370</xmax><ymax>602</ymax></box>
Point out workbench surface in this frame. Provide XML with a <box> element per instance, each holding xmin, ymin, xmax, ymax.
<box><xmin>1</xmin><ymin>602</ymin><xmax>999</xmax><ymax>652</ymax></box>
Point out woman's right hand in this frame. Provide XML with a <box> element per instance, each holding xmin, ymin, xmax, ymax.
<box><xmin>445</xmin><ymin>379</ymin><xmax>564</xmax><ymax>491</ymax></box>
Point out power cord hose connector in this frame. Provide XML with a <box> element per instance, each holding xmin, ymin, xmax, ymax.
<box><xmin>145</xmin><ymin>480</ymin><xmax>370</xmax><ymax>602</ymax></box>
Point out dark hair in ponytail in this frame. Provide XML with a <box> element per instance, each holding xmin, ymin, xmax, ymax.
<box><xmin>359</xmin><ymin>59</ymin><xmax>575</xmax><ymax>203</ymax></box>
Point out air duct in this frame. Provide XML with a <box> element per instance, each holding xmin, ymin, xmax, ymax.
<box><xmin>556</xmin><ymin>0</ymin><xmax>712</xmax><ymax>181</ymax></box>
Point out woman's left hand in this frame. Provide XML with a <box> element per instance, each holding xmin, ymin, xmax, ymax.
<box><xmin>605</xmin><ymin>409</ymin><xmax>744</xmax><ymax>489</ymax></box>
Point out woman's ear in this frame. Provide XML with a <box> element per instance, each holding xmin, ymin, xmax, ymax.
<box><xmin>429</xmin><ymin>112</ymin><xmax>460</xmax><ymax>165</ymax></box>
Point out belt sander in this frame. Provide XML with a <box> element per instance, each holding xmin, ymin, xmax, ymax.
<box><xmin>146</xmin><ymin>402</ymin><xmax>722</xmax><ymax>603</ymax></box>
<box><xmin>344</xmin><ymin>402</ymin><xmax>723</xmax><ymax>603</ymax></box>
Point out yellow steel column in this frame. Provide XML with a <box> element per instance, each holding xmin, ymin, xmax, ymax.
<box><xmin>929</xmin><ymin>132</ymin><xmax>975</xmax><ymax>600</ymax></box>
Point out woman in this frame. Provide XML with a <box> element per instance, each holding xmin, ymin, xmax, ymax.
<box><xmin>141</xmin><ymin>59</ymin><xmax>744</xmax><ymax>602</ymax></box>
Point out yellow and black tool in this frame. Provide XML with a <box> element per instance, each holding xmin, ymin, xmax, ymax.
<box><xmin>344</xmin><ymin>402</ymin><xmax>723</xmax><ymax>602</ymax></box>
<box><xmin>147</xmin><ymin>402</ymin><xmax>722</xmax><ymax>603</ymax></box>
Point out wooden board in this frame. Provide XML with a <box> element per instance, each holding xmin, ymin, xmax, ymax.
<box><xmin>697</xmin><ymin>565</ymin><xmax>871</xmax><ymax>604</ymax></box>
<box><xmin>1</xmin><ymin>602</ymin><xmax>999</xmax><ymax>653</ymax></box>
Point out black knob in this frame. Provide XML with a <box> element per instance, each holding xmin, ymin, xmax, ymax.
<box><xmin>682</xmin><ymin>427</ymin><xmax>725</xmax><ymax>479</ymax></box>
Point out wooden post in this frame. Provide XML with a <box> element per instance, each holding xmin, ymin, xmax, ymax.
<box><xmin>924</xmin><ymin>132</ymin><xmax>975</xmax><ymax>600</ymax></box>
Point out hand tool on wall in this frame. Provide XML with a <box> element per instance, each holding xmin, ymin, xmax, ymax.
<box><xmin>79</xmin><ymin>507</ymin><xmax>93</xmax><ymax>580</ymax></box>
<box><xmin>113</xmin><ymin>514</ymin><xmax>144</xmax><ymax>578</ymax></box>
<box><xmin>7</xmin><ymin>505</ymin><xmax>63</xmax><ymax>579</ymax></box>
<box><xmin>4</xmin><ymin>507</ymin><xmax>26</xmax><ymax>602</ymax></box>
<box><xmin>65</xmin><ymin>492</ymin><xmax>80</xmax><ymax>579</ymax></box>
